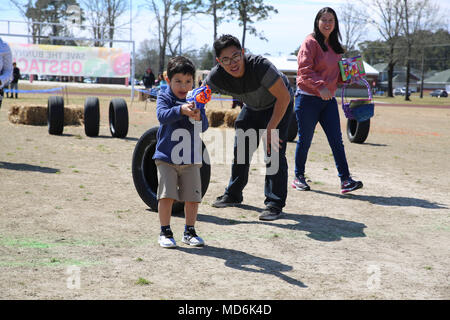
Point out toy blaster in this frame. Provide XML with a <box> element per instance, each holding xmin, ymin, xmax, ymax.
<box><xmin>186</xmin><ymin>85</ymin><xmax>212</xmax><ymax>111</ymax></box>
<box><xmin>338</xmin><ymin>55</ymin><xmax>366</xmax><ymax>82</ymax></box>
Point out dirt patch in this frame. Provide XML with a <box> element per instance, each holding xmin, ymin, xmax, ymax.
<box><xmin>0</xmin><ymin>97</ymin><xmax>449</xmax><ymax>299</ymax></box>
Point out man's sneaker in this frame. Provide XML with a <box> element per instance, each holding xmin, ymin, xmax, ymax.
<box><xmin>292</xmin><ymin>176</ymin><xmax>310</xmax><ymax>191</ymax></box>
<box><xmin>182</xmin><ymin>227</ymin><xmax>204</xmax><ymax>247</ymax></box>
<box><xmin>212</xmin><ymin>194</ymin><xmax>242</xmax><ymax>208</ymax></box>
<box><xmin>341</xmin><ymin>178</ymin><xmax>363</xmax><ymax>194</ymax></box>
<box><xmin>158</xmin><ymin>229</ymin><xmax>177</xmax><ymax>248</ymax></box>
<box><xmin>259</xmin><ymin>206</ymin><xmax>283</xmax><ymax>221</ymax></box>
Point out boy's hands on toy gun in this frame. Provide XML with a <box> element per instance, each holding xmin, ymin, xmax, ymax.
<box><xmin>187</xmin><ymin>85</ymin><xmax>212</xmax><ymax>112</ymax></box>
<box><xmin>181</xmin><ymin>102</ymin><xmax>201</xmax><ymax>121</ymax></box>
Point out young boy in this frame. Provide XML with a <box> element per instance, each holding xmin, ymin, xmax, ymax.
<box><xmin>153</xmin><ymin>56</ymin><xmax>209</xmax><ymax>248</ymax></box>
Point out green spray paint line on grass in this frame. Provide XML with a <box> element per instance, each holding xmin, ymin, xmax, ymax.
<box><xmin>0</xmin><ymin>236</ymin><xmax>150</xmax><ymax>249</ymax></box>
<box><xmin>0</xmin><ymin>258</ymin><xmax>103</xmax><ymax>268</ymax></box>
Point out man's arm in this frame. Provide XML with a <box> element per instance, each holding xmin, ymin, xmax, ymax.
<box><xmin>266</xmin><ymin>77</ymin><xmax>291</xmax><ymax>153</ymax></box>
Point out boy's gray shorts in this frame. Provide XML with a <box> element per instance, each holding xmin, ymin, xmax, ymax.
<box><xmin>155</xmin><ymin>160</ymin><xmax>202</xmax><ymax>203</ymax></box>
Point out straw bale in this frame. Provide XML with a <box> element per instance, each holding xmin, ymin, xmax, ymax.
<box><xmin>8</xmin><ymin>105</ymin><xmax>47</xmax><ymax>125</ymax></box>
<box><xmin>8</xmin><ymin>104</ymin><xmax>83</xmax><ymax>126</ymax></box>
<box><xmin>206</xmin><ymin>110</ymin><xmax>226</xmax><ymax>127</ymax></box>
<box><xmin>138</xmin><ymin>90</ymin><xmax>150</xmax><ymax>101</ymax></box>
<box><xmin>224</xmin><ymin>110</ymin><xmax>239</xmax><ymax>128</ymax></box>
<box><xmin>64</xmin><ymin>105</ymin><xmax>84</xmax><ymax>125</ymax></box>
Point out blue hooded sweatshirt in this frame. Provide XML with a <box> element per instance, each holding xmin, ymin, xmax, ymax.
<box><xmin>153</xmin><ymin>86</ymin><xmax>209</xmax><ymax>165</ymax></box>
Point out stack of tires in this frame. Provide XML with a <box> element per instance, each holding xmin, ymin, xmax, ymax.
<box><xmin>47</xmin><ymin>96</ymin><xmax>129</xmax><ymax>139</ymax></box>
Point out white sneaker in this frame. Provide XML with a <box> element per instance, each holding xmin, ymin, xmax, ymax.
<box><xmin>158</xmin><ymin>230</ymin><xmax>177</xmax><ymax>248</ymax></box>
<box><xmin>182</xmin><ymin>227</ymin><xmax>205</xmax><ymax>247</ymax></box>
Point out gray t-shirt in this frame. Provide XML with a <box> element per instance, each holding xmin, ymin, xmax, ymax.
<box><xmin>205</xmin><ymin>54</ymin><xmax>293</xmax><ymax>111</ymax></box>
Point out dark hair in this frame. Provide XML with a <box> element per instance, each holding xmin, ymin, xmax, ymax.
<box><xmin>213</xmin><ymin>34</ymin><xmax>242</xmax><ymax>58</ymax></box>
<box><xmin>166</xmin><ymin>56</ymin><xmax>196</xmax><ymax>80</ymax></box>
<box><xmin>313</xmin><ymin>7</ymin><xmax>344</xmax><ymax>54</ymax></box>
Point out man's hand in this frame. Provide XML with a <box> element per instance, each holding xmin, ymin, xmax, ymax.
<box><xmin>264</xmin><ymin>125</ymin><xmax>281</xmax><ymax>155</ymax></box>
<box><xmin>266</xmin><ymin>77</ymin><xmax>290</xmax><ymax>154</ymax></box>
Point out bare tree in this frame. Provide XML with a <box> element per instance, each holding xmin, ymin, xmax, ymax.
<box><xmin>82</xmin><ymin>0</ymin><xmax>108</xmax><ymax>46</ymax></box>
<box><xmin>145</xmin><ymin>0</ymin><xmax>183</xmax><ymax>73</ymax></box>
<box><xmin>338</xmin><ymin>1</ymin><xmax>369</xmax><ymax>56</ymax></box>
<box><xmin>401</xmin><ymin>0</ymin><xmax>441</xmax><ymax>100</ymax></box>
<box><xmin>104</xmin><ymin>0</ymin><xmax>127</xmax><ymax>48</ymax></box>
<box><xmin>365</xmin><ymin>0</ymin><xmax>404</xmax><ymax>97</ymax></box>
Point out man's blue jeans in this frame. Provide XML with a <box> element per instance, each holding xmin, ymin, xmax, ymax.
<box><xmin>294</xmin><ymin>94</ymin><xmax>350</xmax><ymax>181</ymax></box>
<box><xmin>224</xmin><ymin>101</ymin><xmax>293</xmax><ymax>210</ymax></box>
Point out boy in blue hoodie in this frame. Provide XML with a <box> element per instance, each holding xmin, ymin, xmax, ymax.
<box><xmin>153</xmin><ymin>56</ymin><xmax>209</xmax><ymax>248</ymax></box>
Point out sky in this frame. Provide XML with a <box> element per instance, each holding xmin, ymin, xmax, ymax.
<box><xmin>0</xmin><ymin>0</ymin><xmax>449</xmax><ymax>57</ymax></box>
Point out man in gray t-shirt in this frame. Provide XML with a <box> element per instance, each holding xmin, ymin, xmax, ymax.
<box><xmin>205</xmin><ymin>34</ymin><xmax>293</xmax><ymax>221</ymax></box>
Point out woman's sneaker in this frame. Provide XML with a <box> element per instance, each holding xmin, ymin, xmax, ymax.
<box><xmin>158</xmin><ymin>229</ymin><xmax>177</xmax><ymax>248</ymax></box>
<box><xmin>341</xmin><ymin>178</ymin><xmax>363</xmax><ymax>194</ymax></box>
<box><xmin>292</xmin><ymin>176</ymin><xmax>310</xmax><ymax>191</ymax></box>
<box><xmin>182</xmin><ymin>226</ymin><xmax>205</xmax><ymax>247</ymax></box>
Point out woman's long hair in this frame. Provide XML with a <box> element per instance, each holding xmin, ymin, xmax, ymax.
<box><xmin>313</xmin><ymin>7</ymin><xmax>345</xmax><ymax>54</ymax></box>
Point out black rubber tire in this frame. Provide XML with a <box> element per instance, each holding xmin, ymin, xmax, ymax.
<box><xmin>47</xmin><ymin>96</ymin><xmax>64</xmax><ymax>135</ymax></box>
<box><xmin>347</xmin><ymin>119</ymin><xmax>370</xmax><ymax>144</ymax></box>
<box><xmin>109</xmin><ymin>98</ymin><xmax>128</xmax><ymax>138</ymax></box>
<box><xmin>132</xmin><ymin>126</ymin><xmax>211</xmax><ymax>214</ymax></box>
<box><xmin>84</xmin><ymin>97</ymin><xmax>100</xmax><ymax>137</ymax></box>
<box><xmin>287</xmin><ymin>112</ymin><xmax>298</xmax><ymax>142</ymax></box>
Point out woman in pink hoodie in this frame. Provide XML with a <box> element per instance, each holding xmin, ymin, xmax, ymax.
<box><xmin>292</xmin><ymin>7</ymin><xmax>363</xmax><ymax>194</ymax></box>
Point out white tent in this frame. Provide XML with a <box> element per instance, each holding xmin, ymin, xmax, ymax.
<box><xmin>263</xmin><ymin>54</ymin><xmax>379</xmax><ymax>97</ymax></box>
<box><xmin>263</xmin><ymin>54</ymin><xmax>379</xmax><ymax>76</ymax></box>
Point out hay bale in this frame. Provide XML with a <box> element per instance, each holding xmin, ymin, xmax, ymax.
<box><xmin>8</xmin><ymin>104</ymin><xmax>83</xmax><ymax>126</ymax></box>
<box><xmin>224</xmin><ymin>110</ymin><xmax>239</xmax><ymax>128</ymax></box>
<box><xmin>138</xmin><ymin>90</ymin><xmax>150</xmax><ymax>101</ymax></box>
<box><xmin>206</xmin><ymin>110</ymin><xmax>226</xmax><ymax>127</ymax></box>
<box><xmin>9</xmin><ymin>105</ymin><xmax>47</xmax><ymax>125</ymax></box>
<box><xmin>64</xmin><ymin>104</ymin><xmax>84</xmax><ymax>126</ymax></box>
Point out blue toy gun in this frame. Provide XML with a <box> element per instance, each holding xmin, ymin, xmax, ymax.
<box><xmin>186</xmin><ymin>85</ymin><xmax>212</xmax><ymax>111</ymax></box>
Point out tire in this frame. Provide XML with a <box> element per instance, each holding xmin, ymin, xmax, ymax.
<box><xmin>48</xmin><ymin>96</ymin><xmax>64</xmax><ymax>135</ymax></box>
<box><xmin>109</xmin><ymin>98</ymin><xmax>128</xmax><ymax>138</ymax></box>
<box><xmin>347</xmin><ymin>119</ymin><xmax>370</xmax><ymax>144</ymax></box>
<box><xmin>287</xmin><ymin>112</ymin><xmax>298</xmax><ymax>142</ymax></box>
<box><xmin>132</xmin><ymin>127</ymin><xmax>211</xmax><ymax>214</ymax></box>
<box><xmin>84</xmin><ymin>97</ymin><xmax>100</xmax><ymax>137</ymax></box>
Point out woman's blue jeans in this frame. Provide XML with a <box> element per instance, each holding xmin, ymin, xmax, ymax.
<box><xmin>294</xmin><ymin>94</ymin><xmax>350</xmax><ymax>182</ymax></box>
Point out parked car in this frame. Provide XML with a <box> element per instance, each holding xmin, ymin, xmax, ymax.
<box><xmin>400</xmin><ymin>87</ymin><xmax>412</xmax><ymax>96</ymax></box>
<box><xmin>393</xmin><ymin>87</ymin><xmax>403</xmax><ymax>96</ymax></box>
<box><xmin>429</xmin><ymin>89</ymin><xmax>448</xmax><ymax>98</ymax></box>
<box><xmin>128</xmin><ymin>78</ymin><xmax>140</xmax><ymax>85</ymax></box>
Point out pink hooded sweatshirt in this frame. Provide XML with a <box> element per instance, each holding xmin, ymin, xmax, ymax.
<box><xmin>296</xmin><ymin>34</ymin><xmax>342</xmax><ymax>97</ymax></box>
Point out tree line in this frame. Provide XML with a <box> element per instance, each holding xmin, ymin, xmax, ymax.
<box><xmin>9</xmin><ymin>0</ymin><xmax>278</xmax><ymax>73</ymax></box>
